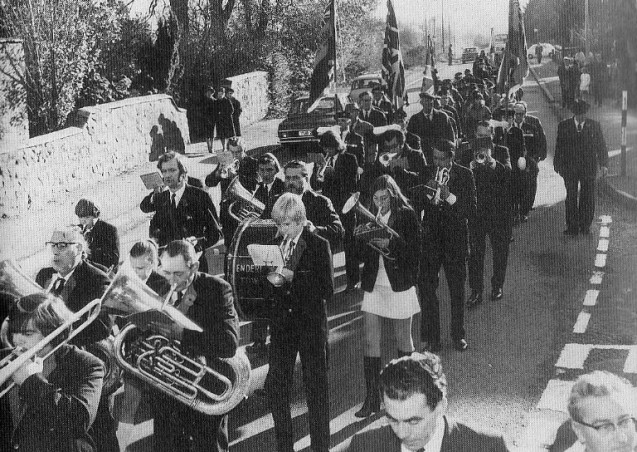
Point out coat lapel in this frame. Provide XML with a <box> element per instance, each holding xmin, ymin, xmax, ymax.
<box><xmin>286</xmin><ymin>235</ymin><xmax>307</xmax><ymax>272</ymax></box>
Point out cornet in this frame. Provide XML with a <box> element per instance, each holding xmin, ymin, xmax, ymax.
<box><xmin>379</xmin><ymin>152</ymin><xmax>397</xmax><ymax>167</ymax></box>
<box><xmin>474</xmin><ymin>151</ymin><xmax>487</xmax><ymax>165</ymax></box>
<box><xmin>316</xmin><ymin>155</ymin><xmax>334</xmax><ymax>182</ymax></box>
<box><xmin>432</xmin><ymin>167</ymin><xmax>450</xmax><ymax>205</ymax></box>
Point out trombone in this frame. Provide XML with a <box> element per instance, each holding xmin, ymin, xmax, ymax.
<box><xmin>0</xmin><ymin>299</ymin><xmax>102</xmax><ymax>396</ymax></box>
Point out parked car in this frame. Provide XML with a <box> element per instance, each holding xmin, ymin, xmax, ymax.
<box><xmin>528</xmin><ymin>43</ymin><xmax>556</xmax><ymax>60</ymax></box>
<box><xmin>461</xmin><ymin>47</ymin><xmax>479</xmax><ymax>64</ymax></box>
<box><xmin>277</xmin><ymin>93</ymin><xmax>350</xmax><ymax>150</ymax></box>
<box><xmin>349</xmin><ymin>74</ymin><xmax>384</xmax><ymax>102</ymax></box>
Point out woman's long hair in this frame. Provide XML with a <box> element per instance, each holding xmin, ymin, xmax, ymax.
<box><xmin>368</xmin><ymin>174</ymin><xmax>413</xmax><ymax>216</ymax></box>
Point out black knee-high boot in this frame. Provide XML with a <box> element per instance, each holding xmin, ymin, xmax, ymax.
<box><xmin>355</xmin><ymin>356</ymin><xmax>381</xmax><ymax>418</ymax></box>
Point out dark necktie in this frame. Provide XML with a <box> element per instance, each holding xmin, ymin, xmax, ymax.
<box><xmin>286</xmin><ymin>241</ymin><xmax>295</xmax><ymax>265</ymax></box>
<box><xmin>52</xmin><ymin>277</ymin><xmax>65</xmax><ymax>296</ymax></box>
<box><xmin>171</xmin><ymin>193</ymin><xmax>177</xmax><ymax>210</ymax></box>
<box><xmin>577</xmin><ymin>123</ymin><xmax>583</xmax><ymax>133</ymax></box>
<box><xmin>173</xmin><ymin>291</ymin><xmax>183</xmax><ymax>307</ymax></box>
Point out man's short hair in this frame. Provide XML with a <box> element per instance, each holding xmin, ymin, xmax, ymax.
<box><xmin>380</xmin><ymin>352</ymin><xmax>447</xmax><ymax>411</ymax></box>
<box><xmin>380</xmin><ymin>129</ymin><xmax>406</xmax><ymax>146</ymax></box>
<box><xmin>129</xmin><ymin>239</ymin><xmax>159</xmax><ymax>264</ymax></box>
<box><xmin>319</xmin><ymin>130</ymin><xmax>346</xmax><ymax>150</ymax></box>
<box><xmin>51</xmin><ymin>225</ymin><xmax>89</xmax><ymax>257</ymax></box>
<box><xmin>258</xmin><ymin>152</ymin><xmax>281</xmax><ymax>172</ymax></box>
<box><xmin>283</xmin><ymin>160</ymin><xmax>309</xmax><ymax>178</ymax></box>
<box><xmin>271</xmin><ymin>193</ymin><xmax>307</xmax><ymax>225</ymax></box>
<box><xmin>567</xmin><ymin>370</ymin><xmax>634</xmax><ymax>421</ymax></box>
<box><xmin>358</xmin><ymin>91</ymin><xmax>372</xmax><ymax>100</ymax></box>
<box><xmin>157</xmin><ymin>151</ymin><xmax>187</xmax><ymax>175</ymax></box>
<box><xmin>7</xmin><ymin>293</ymin><xmax>74</xmax><ymax>347</ymax></box>
<box><xmin>160</xmin><ymin>240</ymin><xmax>198</xmax><ymax>268</ymax></box>
<box><xmin>75</xmin><ymin>198</ymin><xmax>100</xmax><ymax>218</ymax></box>
<box><xmin>433</xmin><ymin>139</ymin><xmax>456</xmax><ymax>159</ymax></box>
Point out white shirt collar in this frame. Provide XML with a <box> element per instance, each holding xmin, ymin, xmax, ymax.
<box><xmin>401</xmin><ymin>416</ymin><xmax>445</xmax><ymax>452</ymax></box>
<box><xmin>170</xmin><ymin>183</ymin><xmax>187</xmax><ymax>206</ymax></box>
<box><xmin>574</xmin><ymin>117</ymin><xmax>586</xmax><ymax>129</ymax></box>
<box><xmin>48</xmin><ymin>264</ymin><xmax>78</xmax><ymax>290</ymax></box>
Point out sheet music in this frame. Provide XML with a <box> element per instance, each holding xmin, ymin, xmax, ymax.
<box><xmin>247</xmin><ymin>244</ymin><xmax>284</xmax><ymax>268</ymax></box>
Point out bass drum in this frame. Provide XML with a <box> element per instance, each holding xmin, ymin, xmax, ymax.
<box><xmin>225</xmin><ymin>218</ymin><xmax>279</xmax><ymax>321</ymax></box>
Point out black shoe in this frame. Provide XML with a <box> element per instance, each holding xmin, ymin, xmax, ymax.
<box><xmin>563</xmin><ymin>229</ymin><xmax>578</xmax><ymax>236</ymax></box>
<box><xmin>453</xmin><ymin>338</ymin><xmax>468</xmax><ymax>352</ymax></box>
<box><xmin>491</xmin><ymin>287</ymin><xmax>503</xmax><ymax>301</ymax></box>
<box><xmin>420</xmin><ymin>341</ymin><xmax>442</xmax><ymax>353</ymax></box>
<box><xmin>466</xmin><ymin>290</ymin><xmax>483</xmax><ymax>309</ymax></box>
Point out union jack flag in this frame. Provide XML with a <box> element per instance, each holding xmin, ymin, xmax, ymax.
<box><xmin>381</xmin><ymin>0</ymin><xmax>406</xmax><ymax>109</ymax></box>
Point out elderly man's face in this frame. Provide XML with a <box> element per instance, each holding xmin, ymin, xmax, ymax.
<box><xmin>572</xmin><ymin>394</ymin><xmax>636</xmax><ymax>452</ymax></box>
<box><xmin>284</xmin><ymin>167</ymin><xmax>307</xmax><ymax>195</ymax></box>
<box><xmin>48</xmin><ymin>230</ymin><xmax>83</xmax><ymax>276</ymax></box>
<box><xmin>159</xmin><ymin>253</ymin><xmax>198</xmax><ymax>292</ymax></box>
<box><xmin>384</xmin><ymin>393</ymin><xmax>446</xmax><ymax>451</ymax></box>
<box><xmin>359</xmin><ymin>94</ymin><xmax>373</xmax><ymax>110</ymax></box>
<box><xmin>420</xmin><ymin>96</ymin><xmax>434</xmax><ymax>111</ymax></box>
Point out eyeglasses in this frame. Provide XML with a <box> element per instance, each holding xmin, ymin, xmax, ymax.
<box><xmin>46</xmin><ymin>242</ymin><xmax>77</xmax><ymax>250</ymax></box>
<box><xmin>575</xmin><ymin>416</ymin><xmax>636</xmax><ymax>436</ymax></box>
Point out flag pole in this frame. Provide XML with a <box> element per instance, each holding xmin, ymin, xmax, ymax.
<box><xmin>332</xmin><ymin>0</ymin><xmax>338</xmax><ymax>118</ymax></box>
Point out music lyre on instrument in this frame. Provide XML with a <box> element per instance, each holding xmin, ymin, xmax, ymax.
<box><xmin>342</xmin><ymin>192</ymin><xmax>401</xmax><ymax>260</ymax></box>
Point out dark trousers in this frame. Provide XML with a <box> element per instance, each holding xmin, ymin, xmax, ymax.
<box><xmin>153</xmin><ymin>396</ymin><xmax>228</xmax><ymax>452</ymax></box>
<box><xmin>511</xmin><ymin>168</ymin><xmax>528</xmax><ymax>219</ymax></box>
<box><xmin>250</xmin><ymin>319</ymin><xmax>268</xmax><ymax>343</ymax></box>
<box><xmin>90</xmin><ymin>395</ymin><xmax>119</xmax><ymax>452</ymax></box>
<box><xmin>522</xmin><ymin>157</ymin><xmax>539</xmax><ymax>216</ymax></box>
<box><xmin>563</xmin><ymin>174</ymin><xmax>596</xmax><ymax>232</ymax></box>
<box><xmin>265</xmin><ymin>313</ymin><xmax>330</xmax><ymax>452</ymax></box>
<box><xmin>419</xmin><ymin>247</ymin><xmax>467</xmax><ymax>343</ymax></box>
<box><xmin>343</xmin><ymin>213</ymin><xmax>360</xmax><ymax>284</ymax></box>
<box><xmin>468</xmin><ymin>216</ymin><xmax>512</xmax><ymax>292</ymax></box>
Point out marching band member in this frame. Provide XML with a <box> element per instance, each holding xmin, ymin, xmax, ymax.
<box><xmin>311</xmin><ymin>130</ymin><xmax>360</xmax><ymax>290</ymax></box>
<box><xmin>75</xmin><ymin>198</ymin><xmax>120</xmax><ymax>274</ymax></box>
<box><xmin>35</xmin><ymin>225</ymin><xmax>118</xmax><ymax>452</ymax></box>
<box><xmin>416</xmin><ymin>140</ymin><xmax>476</xmax><ymax>353</ymax></box>
<box><xmin>265</xmin><ymin>193</ymin><xmax>334</xmax><ymax>452</ymax></box>
<box><xmin>407</xmin><ymin>92</ymin><xmax>455</xmax><ymax>163</ymax></box>
<box><xmin>283</xmin><ymin>160</ymin><xmax>344</xmax><ymax>252</ymax></box>
<box><xmin>338</xmin><ymin>104</ymin><xmax>365</xmax><ymax>171</ymax></box>
<box><xmin>371</xmin><ymin>84</ymin><xmax>394</xmax><ymax>123</ymax></box>
<box><xmin>358</xmin><ymin>91</ymin><xmax>387</xmax><ymax>167</ymax></box>
<box><xmin>354</xmin><ymin>175</ymin><xmax>421</xmax><ymax>418</ymax></box>
<box><xmin>151</xmin><ymin>239</ymin><xmax>239</xmax><ymax>452</ymax></box>
<box><xmin>466</xmin><ymin>142</ymin><xmax>512</xmax><ymax>308</ymax></box>
<box><xmin>4</xmin><ymin>293</ymin><xmax>105</xmax><ymax>452</ymax></box>
<box><xmin>141</xmin><ymin>151</ymin><xmax>221</xmax><ymax>273</ymax></box>
<box><xmin>247</xmin><ymin>153</ymin><xmax>285</xmax><ymax>355</ymax></box>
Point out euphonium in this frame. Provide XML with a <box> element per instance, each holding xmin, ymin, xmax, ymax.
<box><xmin>107</xmin><ymin>271</ymin><xmax>251</xmax><ymax>415</ymax></box>
<box><xmin>224</xmin><ymin>177</ymin><xmax>265</xmax><ymax>223</ymax></box>
<box><xmin>342</xmin><ymin>192</ymin><xmax>401</xmax><ymax>260</ymax></box>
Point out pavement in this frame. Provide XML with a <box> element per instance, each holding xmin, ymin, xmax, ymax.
<box><xmin>528</xmin><ymin>60</ymin><xmax>637</xmax><ymax>210</ymax></box>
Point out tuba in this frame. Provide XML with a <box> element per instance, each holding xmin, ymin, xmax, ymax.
<box><xmin>342</xmin><ymin>192</ymin><xmax>401</xmax><ymax>260</ymax></box>
<box><xmin>105</xmin><ymin>270</ymin><xmax>251</xmax><ymax>416</ymax></box>
<box><xmin>224</xmin><ymin>177</ymin><xmax>265</xmax><ymax>223</ymax></box>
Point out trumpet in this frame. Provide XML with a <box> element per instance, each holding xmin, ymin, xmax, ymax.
<box><xmin>432</xmin><ymin>167</ymin><xmax>450</xmax><ymax>205</ymax></box>
<box><xmin>379</xmin><ymin>152</ymin><xmax>398</xmax><ymax>167</ymax></box>
<box><xmin>474</xmin><ymin>151</ymin><xmax>487</xmax><ymax>165</ymax></box>
<box><xmin>342</xmin><ymin>192</ymin><xmax>401</xmax><ymax>260</ymax></box>
<box><xmin>0</xmin><ymin>299</ymin><xmax>102</xmax><ymax>397</ymax></box>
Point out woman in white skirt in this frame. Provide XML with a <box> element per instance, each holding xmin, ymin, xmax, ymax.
<box><xmin>354</xmin><ymin>174</ymin><xmax>422</xmax><ymax>418</ymax></box>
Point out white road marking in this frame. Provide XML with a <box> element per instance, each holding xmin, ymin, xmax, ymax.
<box><xmin>598</xmin><ymin>215</ymin><xmax>613</xmax><ymax>224</ymax></box>
<box><xmin>573</xmin><ymin>312</ymin><xmax>591</xmax><ymax>333</ymax></box>
<box><xmin>594</xmin><ymin>254</ymin><xmax>607</xmax><ymax>268</ymax></box>
<box><xmin>555</xmin><ymin>344</ymin><xmax>637</xmax><ymax>372</ymax></box>
<box><xmin>597</xmin><ymin>239</ymin><xmax>609</xmax><ymax>252</ymax></box>
<box><xmin>608</xmin><ymin>147</ymin><xmax>633</xmax><ymax>158</ymax></box>
<box><xmin>582</xmin><ymin>290</ymin><xmax>599</xmax><ymax>307</ymax></box>
<box><xmin>599</xmin><ymin>226</ymin><xmax>610</xmax><ymax>238</ymax></box>
<box><xmin>589</xmin><ymin>271</ymin><xmax>604</xmax><ymax>285</ymax></box>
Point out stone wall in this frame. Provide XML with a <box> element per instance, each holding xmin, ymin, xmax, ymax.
<box><xmin>224</xmin><ymin>71</ymin><xmax>270</xmax><ymax>128</ymax></box>
<box><xmin>0</xmin><ymin>39</ymin><xmax>28</xmax><ymax>152</ymax></box>
<box><xmin>0</xmin><ymin>94</ymin><xmax>189</xmax><ymax>216</ymax></box>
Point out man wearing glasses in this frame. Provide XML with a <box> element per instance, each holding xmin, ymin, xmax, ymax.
<box><xmin>35</xmin><ymin>225</ymin><xmax>119</xmax><ymax>452</ymax></box>
<box><xmin>565</xmin><ymin>371</ymin><xmax>636</xmax><ymax>452</ymax></box>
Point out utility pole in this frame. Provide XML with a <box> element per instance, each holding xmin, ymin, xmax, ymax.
<box><xmin>441</xmin><ymin>0</ymin><xmax>445</xmax><ymax>52</ymax></box>
<box><xmin>584</xmin><ymin>0</ymin><xmax>590</xmax><ymax>54</ymax></box>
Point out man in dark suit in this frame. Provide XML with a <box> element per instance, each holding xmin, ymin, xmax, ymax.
<box><xmin>36</xmin><ymin>225</ymin><xmax>118</xmax><ymax>452</ymax></box>
<box><xmin>407</xmin><ymin>92</ymin><xmax>455</xmax><ymax>163</ymax></box>
<box><xmin>346</xmin><ymin>353</ymin><xmax>507</xmax><ymax>452</ymax></box>
<box><xmin>358</xmin><ymin>91</ymin><xmax>388</xmax><ymax>167</ymax></box>
<box><xmin>311</xmin><ymin>130</ymin><xmax>360</xmax><ymax>290</ymax></box>
<box><xmin>149</xmin><ymin>240</ymin><xmax>239</xmax><ymax>452</ymax></box>
<box><xmin>466</xmin><ymin>143</ymin><xmax>512</xmax><ymax>307</ymax></box>
<box><xmin>337</xmin><ymin>106</ymin><xmax>365</xmax><ymax>171</ymax></box>
<box><xmin>513</xmin><ymin>102</ymin><xmax>547</xmax><ymax>221</ymax></box>
<box><xmin>283</xmin><ymin>160</ymin><xmax>344</xmax><ymax>252</ymax></box>
<box><xmin>226</xmin><ymin>87</ymin><xmax>242</xmax><ymax>136</ymax></box>
<box><xmin>371</xmin><ymin>84</ymin><xmax>394</xmax><ymax>123</ymax></box>
<box><xmin>415</xmin><ymin>141</ymin><xmax>476</xmax><ymax>352</ymax></box>
<box><xmin>374</xmin><ymin>128</ymin><xmax>427</xmax><ymax>198</ymax></box>
<box><xmin>141</xmin><ymin>151</ymin><xmax>222</xmax><ymax>273</ymax></box>
<box><xmin>75</xmin><ymin>198</ymin><xmax>120</xmax><ymax>273</ymax></box>
<box><xmin>554</xmin><ymin>99</ymin><xmax>608</xmax><ymax>236</ymax></box>
<box><xmin>264</xmin><ymin>193</ymin><xmax>334</xmax><ymax>452</ymax></box>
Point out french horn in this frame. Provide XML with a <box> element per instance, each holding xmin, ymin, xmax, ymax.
<box><xmin>105</xmin><ymin>270</ymin><xmax>251</xmax><ymax>415</ymax></box>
